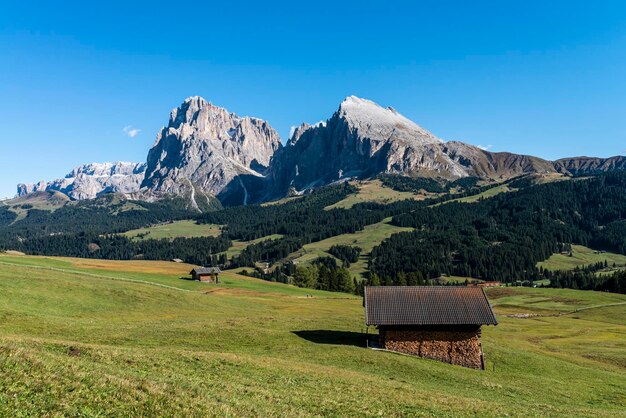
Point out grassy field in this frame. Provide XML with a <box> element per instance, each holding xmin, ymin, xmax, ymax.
<box><xmin>538</xmin><ymin>245</ymin><xmax>626</xmax><ymax>272</ymax></box>
<box><xmin>121</xmin><ymin>220</ymin><xmax>282</xmax><ymax>261</ymax></box>
<box><xmin>289</xmin><ymin>217</ymin><xmax>413</xmax><ymax>279</ymax></box>
<box><xmin>1</xmin><ymin>253</ymin><xmax>624</xmax><ymax>416</ymax></box>
<box><xmin>122</xmin><ymin>220</ymin><xmax>223</xmax><ymax>240</ymax></box>
<box><xmin>325</xmin><ymin>180</ymin><xmax>428</xmax><ymax>210</ymax></box>
<box><xmin>222</xmin><ymin>234</ymin><xmax>285</xmax><ymax>259</ymax></box>
<box><xmin>436</xmin><ymin>183</ymin><xmax>513</xmax><ymax>205</ymax></box>
<box><xmin>260</xmin><ymin>196</ymin><xmax>303</xmax><ymax>207</ymax></box>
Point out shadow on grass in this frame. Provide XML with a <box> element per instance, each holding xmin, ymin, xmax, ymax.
<box><xmin>292</xmin><ymin>330</ymin><xmax>366</xmax><ymax>347</ymax></box>
<box><xmin>178</xmin><ymin>276</ymin><xmax>197</xmax><ymax>281</ymax></box>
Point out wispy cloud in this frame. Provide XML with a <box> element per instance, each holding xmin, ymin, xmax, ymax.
<box><xmin>122</xmin><ymin>125</ymin><xmax>141</xmax><ymax>138</ymax></box>
<box><xmin>477</xmin><ymin>144</ymin><xmax>493</xmax><ymax>151</ymax></box>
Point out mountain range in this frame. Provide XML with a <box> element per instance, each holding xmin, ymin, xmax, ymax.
<box><xmin>17</xmin><ymin>96</ymin><xmax>626</xmax><ymax>207</ymax></box>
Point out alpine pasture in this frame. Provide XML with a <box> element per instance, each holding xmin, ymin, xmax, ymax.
<box><xmin>0</xmin><ymin>254</ymin><xmax>625</xmax><ymax>417</ymax></box>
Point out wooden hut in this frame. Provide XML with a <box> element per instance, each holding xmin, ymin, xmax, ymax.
<box><xmin>364</xmin><ymin>286</ymin><xmax>497</xmax><ymax>369</ymax></box>
<box><xmin>190</xmin><ymin>267</ymin><xmax>221</xmax><ymax>283</ymax></box>
<box><xmin>467</xmin><ymin>281</ymin><xmax>501</xmax><ymax>288</ymax></box>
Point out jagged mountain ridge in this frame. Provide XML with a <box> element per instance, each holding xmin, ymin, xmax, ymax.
<box><xmin>269</xmin><ymin>97</ymin><xmax>565</xmax><ymax>197</ymax></box>
<box><xmin>16</xmin><ymin>95</ymin><xmax>626</xmax><ymax>205</ymax></box>
<box><xmin>140</xmin><ymin>96</ymin><xmax>282</xmax><ymax>204</ymax></box>
<box><xmin>17</xmin><ymin>162</ymin><xmax>146</xmax><ymax>200</ymax></box>
<box><xmin>269</xmin><ymin>96</ymin><xmax>463</xmax><ymax>195</ymax></box>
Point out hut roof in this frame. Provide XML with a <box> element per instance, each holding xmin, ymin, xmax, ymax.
<box><xmin>364</xmin><ymin>286</ymin><xmax>497</xmax><ymax>326</ymax></box>
<box><xmin>190</xmin><ymin>267</ymin><xmax>221</xmax><ymax>275</ymax></box>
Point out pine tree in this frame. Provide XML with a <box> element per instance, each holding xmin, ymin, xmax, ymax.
<box><xmin>369</xmin><ymin>273</ymin><xmax>381</xmax><ymax>286</ymax></box>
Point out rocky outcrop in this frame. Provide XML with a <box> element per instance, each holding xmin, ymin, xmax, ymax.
<box><xmin>17</xmin><ymin>162</ymin><xmax>146</xmax><ymax>200</ymax></box>
<box><xmin>141</xmin><ymin>96</ymin><xmax>282</xmax><ymax>204</ymax></box>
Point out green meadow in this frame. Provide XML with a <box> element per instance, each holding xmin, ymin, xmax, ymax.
<box><xmin>325</xmin><ymin>180</ymin><xmax>427</xmax><ymax>210</ymax></box>
<box><xmin>289</xmin><ymin>217</ymin><xmax>413</xmax><ymax>279</ymax></box>
<box><xmin>222</xmin><ymin>234</ymin><xmax>285</xmax><ymax>259</ymax></box>
<box><xmin>122</xmin><ymin>220</ymin><xmax>223</xmax><ymax>240</ymax></box>
<box><xmin>0</xmin><ymin>254</ymin><xmax>625</xmax><ymax>417</ymax></box>
<box><xmin>538</xmin><ymin>244</ymin><xmax>626</xmax><ymax>272</ymax></box>
<box><xmin>436</xmin><ymin>183</ymin><xmax>513</xmax><ymax>205</ymax></box>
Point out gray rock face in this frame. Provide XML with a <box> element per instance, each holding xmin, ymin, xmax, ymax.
<box><xmin>268</xmin><ymin>97</ymin><xmax>626</xmax><ymax>196</ymax></box>
<box><xmin>269</xmin><ymin>96</ymin><xmax>543</xmax><ymax>195</ymax></box>
<box><xmin>141</xmin><ymin>96</ymin><xmax>282</xmax><ymax>203</ymax></box>
<box><xmin>17</xmin><ymin>162</ymin><xmax>146</xmax><ymax>200</ymax></box>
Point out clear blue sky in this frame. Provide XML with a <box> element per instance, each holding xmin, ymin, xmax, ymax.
<box><xmin>1</xmin><ymin>1</ymin><xmax>626</xmax><ymax>198</ymax></box>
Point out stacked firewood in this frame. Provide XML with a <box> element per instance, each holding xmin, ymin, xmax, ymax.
<box><xmin>383</xmin><ymin>329</ymin><xmax>483</xmax><ymax>369</ymax></box>
<box><xmin>450</xmin><ymin>334</ymin><xmax>482</xmax><ymax>368</ymax></box>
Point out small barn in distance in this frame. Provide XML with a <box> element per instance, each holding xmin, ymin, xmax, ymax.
<box><xmin>468</xmin><ymin>281</ymin><xmax>501</xmax><ymax>288</ymax></box>
<box><xmin>190</xmin><ymin>267</ymin><xmax>221</xmax><ymax>283</ymax></box>
<box><xmin>364</xmin><ymin>286</ymin><xmax>497</xmax><ymax>369</ymax></box>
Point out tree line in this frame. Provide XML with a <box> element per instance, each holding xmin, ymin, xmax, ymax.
<box><xmin>3</xmin><ymin>232</ymin><xmax>232</xmax><ymax>266</ymax></box>
<box><xmin>368</xmin><ymin>173</ymin><xmax>626</xmax><ymax>289</ymax></box>
<box><xmin>378</xmin><ymin>174</ymin><xmax>482</xmax><ymax>194</ymax></box>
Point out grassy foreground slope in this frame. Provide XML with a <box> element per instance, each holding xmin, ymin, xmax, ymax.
<box><xmin>0</xmin><ymin>255</ymin><xmax>625</xmax><ymax>417</ymax></box>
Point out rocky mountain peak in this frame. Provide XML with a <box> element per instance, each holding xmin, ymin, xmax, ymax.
<box><xmin>335</xmin><ymin>95</ymin><xmax>441</xmax><ymax>146</ymax></box>
<box><xmin>66</xmin><ymin>162</ymin><xmax>146</xmax><ymax>178</ymax></box>
<box><xmin>141</xmin><ymin>97</ymin><xmax>282</xmax><ymax>204</ymax></box>
<box><xmin>16</xmin><ymin>95</ymin><xmax>626</xmax><ymax>205</ymax></box>
<box><xmin>267</xmin><ymin>97</ymin><xmax>460</xmax><ymax>196</ymax></box>
<box><xmin>168</xmin><ymin>96</ymin><xmax>237</xmax><ymax>131</ymax></box>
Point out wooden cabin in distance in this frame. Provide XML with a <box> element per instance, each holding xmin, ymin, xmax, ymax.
<box><xmin>364</xmin><ymin>286</ymin><xmax>497</xmax><ymax>369</ymax></box>
<box><xmin>468</xmin><ymin>281</ymin><xmax>501</xmax><ymax>288</ymax></box>
<box><xmin>190</xmin><ymin>267</ymin><xmax>221</xmax><ymax>283</ymax></box>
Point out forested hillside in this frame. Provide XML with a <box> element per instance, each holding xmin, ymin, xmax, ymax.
<box><xmin>369</xmin><ymin>173</ymin><xmax>626</xmax><ymax>287</ymax></box>
<box><xmin>0</xmin><ymin>195</ymin><xmax>230</xmax><ymax>265</ymax></box>
<box><xmin>0</xmin><ymin>194</ymin><xmax>195</xmax><ymax>238</ymax></box>
<box><xmin>3</xmin><ymin>173</ymin><xmax>626</xmax><ymax>293</ymax></box>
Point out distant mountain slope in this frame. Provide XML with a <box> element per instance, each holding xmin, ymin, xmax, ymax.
<box><xmin>554</xmin><ymin>155</ymin><xmax>626</xmax><ymax>175</ymax></box>
<box><xmin>269</xmin><ymin>97</ymin><xmax>625</xmax><ymax>196</ymax></box>
<box><xmin>268</xmin><ymin>97</ymin><xmax>471</xmax><ymax>195</ymax></box>
<box><xmin>15</xmin><ymin>95</ymin><xmax>626</xmax><ymax>204</ymax></box>
<box><xmin>441</xmin><ymin>142</ymin><xmax>557</xmax><ymax>180</ymax></box>
<box><xmin>17</xmin><ymin>162</ymin><xmax>146</xmax><ymax>200</ymax></box>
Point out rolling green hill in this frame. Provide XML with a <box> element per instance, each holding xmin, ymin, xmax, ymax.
<box><xmin>538</xmin><ymin>244</ymin><xmax>626</xmax><ymax>272</ymax></box>
<box><xmin>1</xmin><ymin>191</ymin><xmax>70</xmax><ymax>222</ymax></box>
<box><xmin>0</xmin><ymin>254</ymin><xmax>624</xmax><ymax>416</ymax></box>
<box><xmin>324</xmin><ymin>179</ymin><xmax>428</xmax><ymax>210</ymax></box>
<box><xmin>289</xmin><ymin>217</ymin><xmax>413</xmax><ymax>279</ymax></box>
